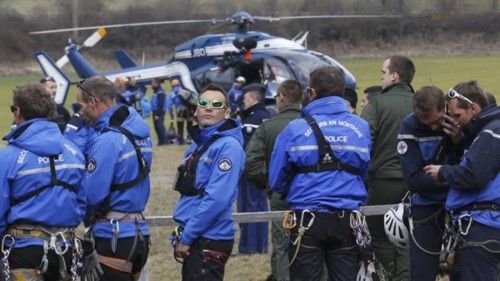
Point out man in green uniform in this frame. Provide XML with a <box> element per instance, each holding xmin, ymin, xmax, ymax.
<box><xmin>361</xmin><ymin>55</ymin><xmax>415</xmax><ymax>281</ymax></box>
<box><xmin>244</xmin><ymin>79</ymin><xmax>303</xmax><ymax>281</ymax></box>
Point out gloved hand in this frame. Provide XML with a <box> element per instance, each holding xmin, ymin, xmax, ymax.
<box><xmin>79</xmin><ymin>234</ymin><xmax>104</xmax><ymax>281</ymax></box>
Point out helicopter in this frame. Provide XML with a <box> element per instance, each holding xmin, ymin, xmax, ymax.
<box><xmin>32</xmin><ymin>11</ymin><xmax>391</xmax><ymax>105</ymax></box>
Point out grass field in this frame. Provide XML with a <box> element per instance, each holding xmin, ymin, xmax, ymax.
<box><xmin>0</xmin><ymin>55</ymin><xmax>499</xmax><ymax>280</ymax></box>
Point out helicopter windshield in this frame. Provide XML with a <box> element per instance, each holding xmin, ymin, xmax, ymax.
<box><xmin>282</xmin><ymin>52</ymin><xmax>332</xmax><ymax>84</ymax></box>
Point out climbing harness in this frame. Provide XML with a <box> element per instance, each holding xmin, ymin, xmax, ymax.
<box><xmin>289</xmin><ymin>210</ymin><xmax>315</xmax><ymax>266</ymax></box>
<box><xmin>351</xmin><ymin>211</ymin><xmax>380</xmax><ymax>281</ymax></box>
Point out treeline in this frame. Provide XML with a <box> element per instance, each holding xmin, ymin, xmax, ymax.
<box><xmin>1</xmin><ymin>0</ymin><xmax>500</xmax><ymax>65</ymax></box>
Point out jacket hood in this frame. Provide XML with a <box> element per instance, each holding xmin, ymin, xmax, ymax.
<box><xmin>96</xmin><ymin>105</ymin><xmax>151</xmax><ymax>139</ymax></box>
<box><xmin>189</xmin><ymin>118</ymin><xmax>243</xmax><ymax>147</ymax></box>
<box><xmin>463</xmin><ymin>105</ymin><xmax>500</xmax><ymax>138</ymax></box>
<box><xmin>4</xmin><ymin>118</ymin><xmax>63</xmax><ymax>156</ymax></box>
<box><xmin>302</xmin><ymin>96</ymin><xmax>349</xmax><ymax>117</ymax></box>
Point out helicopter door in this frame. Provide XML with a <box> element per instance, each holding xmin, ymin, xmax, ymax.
<box><xmin>238</xmin><ymin>59</ymin><xmax>264</xmax><ymax>85</ymax></box>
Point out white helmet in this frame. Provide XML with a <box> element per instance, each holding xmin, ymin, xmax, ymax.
<box><xmin>235</xmin><ymin>76</ymin><xmax>246</xmax><ymax>83</ymax></box>
<box><xmin>384</xmin><ymin>203</ymin><xmax>409</xmax><ymax>249</ymax></box>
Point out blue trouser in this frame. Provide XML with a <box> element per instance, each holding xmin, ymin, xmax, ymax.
<box><xmin>409</xmin><ymin>204</ymin><xmax>447</xmax><ymax>281</ymax></box>
<box><xmin>153</xmin><ymin>112</ymin><xmax>167</xmax><ymax>145</ymax></box>
<box><xmin>237</xmin><ymin>179</ymin><xmax>269</xmax><ymax>254</ymax></box>
<box><xmin>289</xmin><ymin>211</ymin><xmax>359</xmax><ymax>281</ymax></box>
<box><xmin>457</xmin><ymin>221</ymin><xmax>500</xmax><ymax>281</ymax></box>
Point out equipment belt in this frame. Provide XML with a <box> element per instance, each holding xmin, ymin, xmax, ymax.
<box><xmin>452</xmin><ymin>202</ymin><xmax>500</xmax><ymax>214</ymax></box>
<box><xmin>98</xmin><ymin>211</ymin><xmax>145</xmax><ymax>222</ymax></box>
<box><xmin>7</xmin><ymin>224</ymin><xmax>75</xmax><ymax>240</ymax></box>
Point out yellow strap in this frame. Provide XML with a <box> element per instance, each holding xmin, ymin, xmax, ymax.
<box><xmin>98</xmin><ymin>254</ymin><xmax>133</xmax><ymax>273</ymax></box>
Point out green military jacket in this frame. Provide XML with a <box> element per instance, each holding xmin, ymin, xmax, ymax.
<box><xmin>361</xmin><ymin>83</ymin><xmax>414</xmax><ymax>179</ymax></box>
<box><xmin>244</xmin><ymin>106</ymin><xmax>301</xmax><ymax>188</ymax></box>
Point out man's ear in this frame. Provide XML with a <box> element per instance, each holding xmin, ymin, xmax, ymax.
<box><xmin>470</xmin><ymin>103</ymin><xmax>481</xmax><ymax>115</ymax></box>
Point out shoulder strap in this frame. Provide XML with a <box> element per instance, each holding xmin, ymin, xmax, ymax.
<box><xmin>295</xmin><ymin>116</ymin><xmax>362</xmax><ymax>176</ymax></box>
<box><xmin>11</xmin><ymin>156</ymin><xmax>78</xmax><ymax>206</ymax></box>
<box><xmin>110</xmin><ymin>126</ymin><xmax>150</xmax><ymax>192</ymax></box>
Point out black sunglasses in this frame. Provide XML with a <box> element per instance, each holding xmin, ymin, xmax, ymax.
<box><xmin>77</xmin><ymin>79</ymin><xmax>96</xmax><ymax>99</ymax></box>
<box><xmin>10</xmin><ymin>105</ymin><xmax>17</xmax><ymax>113</ymax></box>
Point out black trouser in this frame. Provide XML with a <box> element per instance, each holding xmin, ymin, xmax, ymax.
<box><xmin>94</xmin><ymin>236</ymin><xmax>150</xmax><ymax>281</ymax></box>
<box><xmin>8</xmin><ymin>245</ymin><xmax>73</xmax><ymax>280</ymax></box>
<box><xmin>153</xmin><ymin>112</ymin><xmax>167</xmax><ymax>145</ymax></box>
<box><xmin>182</xmin><ymin>238</ymin><xmax>233</xmax><ymax>281</ymax></box>
<box><xmin>409</xmin><ymin>204</ymin><xmax>448</xmax><ymax>281</ymax></box>
<box><xmin>457</xmin><ymin>221</ymin><xmax>500</xmax><ymax>281</ymax></box>
<box><xmin>289</xmin><ymin>211</ymin><xmax>359</xmax><ymax>281</ymax></box>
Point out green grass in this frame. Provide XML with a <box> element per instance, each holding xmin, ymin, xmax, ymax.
<box><xmin>341</xmin><ymin>55</ymin><xmax>500</xmax><ymax>99</ymax></box>
<box><xmin>1</xmin><ymin>55</ymin><xmax>499</xmax><ymax>279</ymax></box>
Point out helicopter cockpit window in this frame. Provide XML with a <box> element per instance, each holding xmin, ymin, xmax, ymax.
<box><xmin>282</xmin><ymin>53</ymin><xmax>331</xmax><ymax>85</ymax></box>
<box><xmin>263</xmin><ymin>58</ymin><xmax>292</xmax><ymax>85</ymax></box>
<box><xmin>194</xmin><ymin>67</ymin><xmax>235</xmax><ymax>91</ymax></box>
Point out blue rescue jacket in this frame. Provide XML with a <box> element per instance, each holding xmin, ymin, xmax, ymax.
<box><xmin>269</xmin><ymin>96</ymin><xmax>371</xmax><ymax>211</ymax></box>
<box><xmin>150</xmin><ymin>86</ymin><xmax>167</xmax><ymax>115</ymax></box>
<box><xmin>64</xmin><ymin>114</ymin><xmax>95</xmax><ymax>156</ymax></box>
<box><xmin>439</xmin><ymin>105</ymin><xmax>500</xmax><ymax>228</ymax></box>
<box><xmin>398</xmin><ymin>113</ymin><xmax>463</xmax><ymax>205</ymax></box>
<box><xmin>169</xmin><ymin>85</ymin><xmax>184</xmax><ymax>107</ymax></box>
<box><xmin>227</xmin><ymin>85</ymin><xmax>244</xmax><ymax>111</ymax></box>
<box><xmin>241</xmin><ymin>101</ymin><xmax>271</xmax><ymax>148</ymax></box>
<box><xmin>82</xmin><ymin>106</ymin><xmax>153</xmax><ymax>238</ymax></box>
<box><xmin>0</xmin><ymin>119</ymin><xmax>86</xmax><ymax>248</ymax></box>
<box><xmin>173</xmin><ymin>119</ymin><xmax>245</xmax><ymax>246</ymax></box>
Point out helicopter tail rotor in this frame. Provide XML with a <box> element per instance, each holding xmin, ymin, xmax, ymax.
<box><xmin>56</xmin><ymin>27</ymin><xmax>107</xmax><ymax>68</ymax></box>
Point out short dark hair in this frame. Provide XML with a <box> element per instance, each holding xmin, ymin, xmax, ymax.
<box><xmin>387</xmin><ymin>55</ymin><xmax>415</xmax><ymax>84</ymax></box>
<box><xmin>485</xmin><ymin>91</ymin><xmax>497</xmax><ymax>106</ymax></box>
<box><xmin>79</xmin><ymin>76</ymin><xmax>116</xmax><ymax>103</ymax></box>
<box><xmin>448</xmin><ymin>80</ymin><xmax>488</xmax><ymax>109</ymax></box>
<box><xmin>13</xmin><ymin>83</ymin><xmax>56</xmax><ymax>120</ymax></box>
<box><xmin>413</xmin><ymin>86</ymin><xmax>445</xmax><ymax>117</ymax></box>
<box><xmin>201</xmin><ymin>83</ymin><xmax>228</xmax><ymax>103</ymax></box>
<box><xmin>363</xmin><ymin>85</ymin><xmax>383</xmax><ymax>101</ymax></box>
<box><xmin>277</xmin><ymin>79</ymin><xmax>303</xmax><ymax>104</ymax></box>
<box><xmin>243</xmin><ymin>83</ymin><xmax>266</xmax><ymax>102</ymax></box>
<box><xmin>309</xmin><ymin>66</ymin><xmax>345</xmax><ymax>98</ymax></box>
<box><xmin>343</xmin><ymin>88</ymin><xmax>358</xmax><ymax>109</ymax></box>
<box><xmin>39</xmin><ymin>76</ymin><xmax>55</xmax><ymax>83</ymax></box>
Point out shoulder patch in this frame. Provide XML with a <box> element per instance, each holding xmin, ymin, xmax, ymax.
<box><xmin>87</xmin><ymin>158</ymin><xmax>97</xmax><ymax>173</ymax></box>
<box><xmin>397</xmin><ymin>141</ymin><xmax>408</xmax><ymax>155</ymax></box>
<box><xmin>218</xmin><ymin>158</ymin><xmax>232</xmax><ymax>171</ymax></box>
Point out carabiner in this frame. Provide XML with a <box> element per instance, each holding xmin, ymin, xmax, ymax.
<box><xmin>457</xmin><ymin>213</ymin><xmax>472</xmax><ymax>236</ymax></box>
<box><xmin>299</xmin><ymin>210</ymin><xmax>315</xmax><ymax>230</ymax></box>
<box><xmin>1</xmin><ymin>234</ymin><xmax>15</xmax><ymax>254</ymax></box>
<box><xmin>54</xmin><ymin>232</ymin><xmax>69</xmax><ymax>255</ymax></box>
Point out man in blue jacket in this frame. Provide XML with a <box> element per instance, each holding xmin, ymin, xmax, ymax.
<box><xmin>238</xmin><ymin>83</ymin><xmax>271</xmax><ymax>254</ymax></box>
<box><xmin>173</xmin><ymin>84</ymin><xmax>245</xmax><ymax>281</ymax></box>
<box><xmin>424</xmin><ymin>80</ymin><xmax>500</xmax><ymax>281</ymax></box>
<box><xmin>227</xmin><ymin>76</ymin><xmax>246</xmax><ymax>114</ymax></box>
<box><xmin>76</xmin><ymin>77</ymin><xmax>152</xmax><ymax>281</ymax></box>
<box><xmin>0</xmin><ymin>83</ymin><xmax>86</xmax><ymax>280</ymax></box>
<box><xmin>151</xmin><ymin>78</ymin><xmax>168</xmax><ymax>145</ymax></box>
<box><xmin>398</xmin><ymin>86</ymin><xmax>463</xmax><ymax>281</ymax></box>
<box><xmin>269</xmin><ymin>66</ymin><xmax>371</xmax><ymax>281</ymax></box>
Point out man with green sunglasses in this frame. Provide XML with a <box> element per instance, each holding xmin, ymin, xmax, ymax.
<box><xmin>172</xmin><ymin>84</ymin><xmax>245</xmax><ymax>281</ymax></box>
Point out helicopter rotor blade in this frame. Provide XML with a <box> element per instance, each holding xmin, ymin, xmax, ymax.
<box><xmin>262</xmin><ymin>14</ymin><xmax>405</xmax><ymax>22</ymax></box>
<box><xmin>30</xmin><ymin>19</ymin><xmax>221</xmax><ymax>35</ymax></box>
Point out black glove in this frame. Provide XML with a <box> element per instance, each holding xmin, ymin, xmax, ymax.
<box><xmin>79</xmin><ymin>234</ymin><xmax>103</xmax><ymax>281</ymax></box>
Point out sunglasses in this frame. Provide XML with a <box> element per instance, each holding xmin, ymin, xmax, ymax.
<box><xmin>77</xmin><ymin>79</ymin><xmax>96</xmax><ymax>99</ymax></box>
<box><xmin>10</xmin><ymin>105</ymin><xmax>17</xmax><ymax>113</ymax></box>
<box><xmin>197</xmin><ymin>98</ymin><xmax>226</xmax><ymax>109</ymax></box>
<box><xmin>448</xmin><ymin>89</ymin><xmax>473</xmax><ymax>104</ymax></box>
